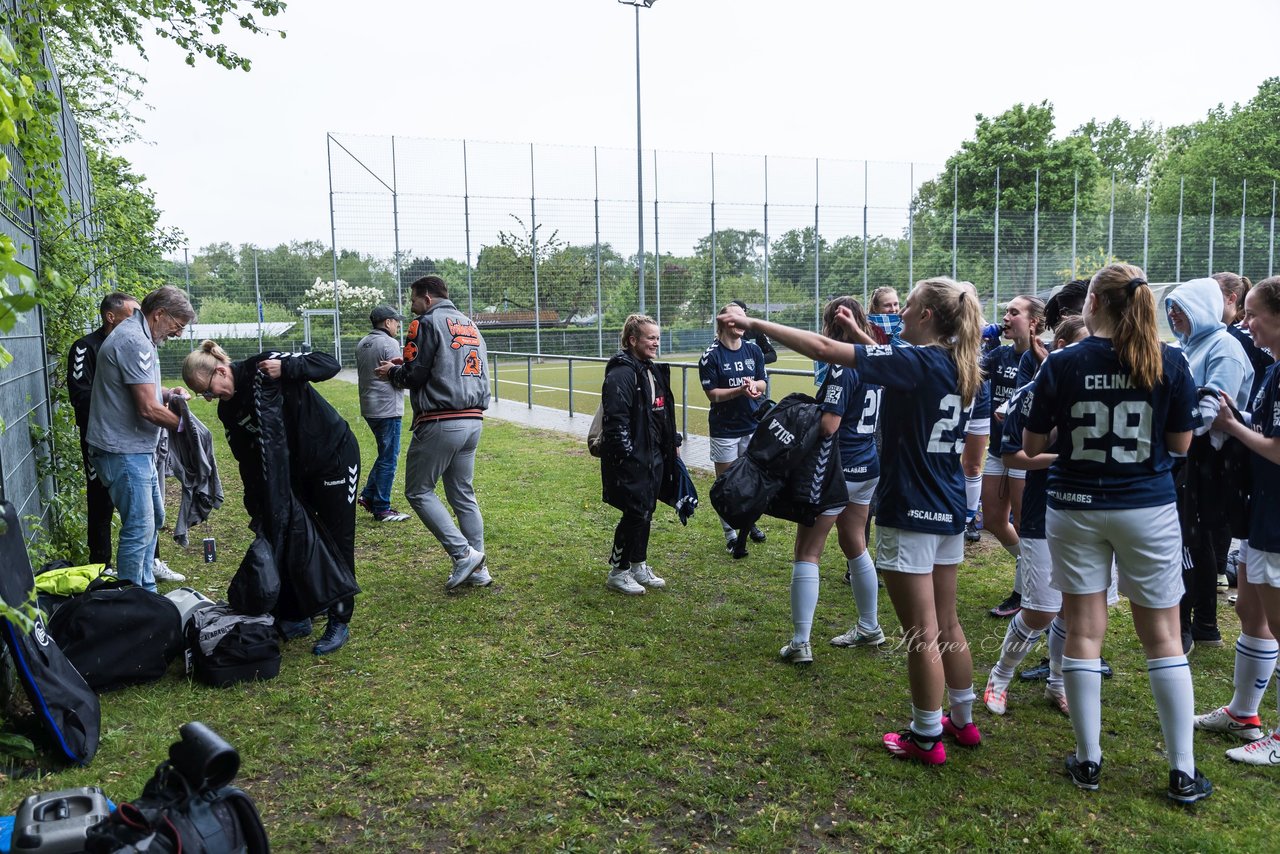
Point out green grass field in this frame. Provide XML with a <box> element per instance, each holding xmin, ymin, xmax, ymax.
<box><xmin>2</xmin><ymin>379</ymin><xmax>1276</xmax><ymax>851</ymax></box>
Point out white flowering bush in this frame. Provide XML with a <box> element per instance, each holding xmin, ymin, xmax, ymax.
<box><xmin>299</xmin><ymin>278</ymin><xmax>386</xmax><ymax>319</ymax></box>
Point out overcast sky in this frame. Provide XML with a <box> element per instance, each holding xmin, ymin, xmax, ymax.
<box><xmin>119</xmin><ymin>0</ymin><xmax>1280</xmax><ymax>254</ymax></box>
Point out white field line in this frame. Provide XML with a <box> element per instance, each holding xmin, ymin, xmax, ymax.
<box><xmin>492</xmin><ymin>376</ymin><xmax>712</xmax><ymax>414</ymax></box>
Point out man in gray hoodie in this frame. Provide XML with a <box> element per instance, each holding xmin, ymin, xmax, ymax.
<box><xmin>377</xmin><ymin>276</ymin><xmax>491</xmax><ymax>590</ymax></box>
<box><xmin>356</xmin><ymin>305</ymin><xmax>410</xmax><ymax>522</ymax></box>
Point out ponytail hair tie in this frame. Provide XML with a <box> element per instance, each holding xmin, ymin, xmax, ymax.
<box><xmin>1126</xmin><ymin>277</ymin><xmax>1147</xmax><ymax>295</ymax></box>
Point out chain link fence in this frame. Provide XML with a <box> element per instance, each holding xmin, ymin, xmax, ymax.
<box><xmin>169</xmin><ymin>133</ymin><xmax>1278</xmax><ymax>374</ymax></box>
<box><xmin>0</xmin><ymin>1</ymin><xmax>95</xmax><ymax>529</ymax></box>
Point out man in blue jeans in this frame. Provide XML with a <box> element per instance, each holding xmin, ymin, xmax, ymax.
<box><xmin>356</xmin><ymin>305</ymin><xmax>410</xmax><ymax>522</ymax></box>
<box><xmin>86</xmin><ymin>286</ymin><xmax>195</xmax><ymax>592</ymax></box>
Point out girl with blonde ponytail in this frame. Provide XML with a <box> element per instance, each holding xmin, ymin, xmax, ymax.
<box><xmin>719</xmin><ymin>277</ymin><xmax>983</xmax><ymax>766</ymax></box>
<box><xmin>1024</xmin><ymin>263</ymin><xmax>1209</xmax><ymax>802</ymax></box>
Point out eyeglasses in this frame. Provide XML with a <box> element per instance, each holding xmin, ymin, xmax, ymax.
<box><xmin>200</xmin><ymin>389</ymin><xmax>215</xmax><ymax>401</ymax></box>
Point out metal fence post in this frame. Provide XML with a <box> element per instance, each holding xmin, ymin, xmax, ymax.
<box><xmin>1176</xmin><ymin>177</ymin><xmax>1184</xmax><ymax>282</ymax></box>
<box><xmin>993</xmin><ymin>165</ymin><xmax>1000</xmax><ymax>320</ymax></box>
<box><xmin>254</xmin><ymin>248</ymin><xmax>263</xmax><ymax>351</ymax></box>
<box><xmin>594</xmin><ymin>146</ymin><xmax>603</xmax><ymax>358</ymax></box>
<box><xmin>951</xmin><ymin>164</ymin><xmax>958</xmax><ymax>280</ymax></box>
<box><xmin>1240</xmin><ymin>178</ymin><xmax>1247</xmax><ymax>275</ymax></box>
<box><xmin>908</xmin><ymin>162</ymin><xmax>915</xmax><ymax>291</ymax></box>
<box><xmin>530</xmin><ymin>144</ymin><xmax>541</xmax><ymax>356</ymax></box>
<box><xmin>1032</xmin><ymin>168</ymin><xmax>1039</xmax><ymax>292</ymax></box>
<box><xmin>1270</xmin><ymin>180</ymin><xmax>1277</xmax><ymax>278</ymax></box>
<box><xmin>1143</xmin><ymin>182</ymin><xmax>1150</xmax><ymax>273</ymax></box>
<box><xmin>763</xmin><ymin>155</ymin><xmax>770</xmax><ymax>321</ymax></box>
<box><xmin>814</xmin><ymin>158</ymin><xmax>821</xmax><ymax>332</ymax></box>
<box><xmin>710</xmin><ymin>152</ymin><xmax>717</xmax><ymax>320</ymax></box>
<box><xmin>862</xmin><ymin>159</ymin><xmax>869</xmax><ymax>305</ymax></box>
<box><xmin>391</xmin><ymin>136</ymin><xmax>404</xmax><ymax>337</ymax></box>
<box><xmin>326</xmin><ymin>133</ymin><xmax>342</xmax><ymax>363</ymax></box>
<box><xmin>1071</xmin><ymin>171</ymin><xmax>1078</xmax><ymax>278</ymax></box>
<box><xmin>653</xmin><ymin>149</ymin><xmax>661</xmax><ymax>329</ymax></box>
<box><xmin>1209</xmin><ymin>177</ymin><xmax>1217</xmax><ymax>275</ymax></box>
<box><xmin>464</xmin><ymin>140</ymin><xmax>475</xmax><ymax>317</ymax></box>
<box><xmin>1107</xmin><ymin>171</ymin><xmax>1115</xmax><ymax>258</ymax></box>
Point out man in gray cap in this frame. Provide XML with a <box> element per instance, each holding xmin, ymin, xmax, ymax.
<box><xmin>355</xmin><ymin>304</ymin><xmax>410</xmax><ymax>521</ymax></box>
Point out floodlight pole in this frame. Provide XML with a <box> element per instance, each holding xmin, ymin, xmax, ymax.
<box><xmin>621</xmin><ymin>0</ymin><xmax>656</xmax><ymax>314</ymax></box>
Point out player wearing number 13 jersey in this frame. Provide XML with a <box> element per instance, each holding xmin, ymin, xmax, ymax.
<box><xmin>1023</xmin><ymin>263</ymin><xmax>1209</xmax><ymax>804</ymax></box>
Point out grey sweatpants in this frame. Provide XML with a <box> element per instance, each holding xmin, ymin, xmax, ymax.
<box><xmin>405</xmin><ymin>419</ymin><xmax>484</xmax><ymax>560</ymax></box>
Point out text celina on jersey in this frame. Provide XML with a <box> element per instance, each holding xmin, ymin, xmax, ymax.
<box><xmin>816</xmin><ymin>362</ymin><xmax>880</xmax><ymax>482</ymax></box>
<box><xmin>983</xmin><ymin>344</ymin><xmax>1022</xmax><ymax>456</ymax></box>
<box><xmin>852</xmin><ymin>343</ymin><xmax>970</xmax><ymax>535</ymax></box>
<box><xmin>698</xmin><ymin>338</ymin><xmax>766</xmax><ymax>438</ymax></box>
<box><xmin>1024</xmin><ymin>337</ymin><xmax>1197</xmax><ymax>511</ymax></box>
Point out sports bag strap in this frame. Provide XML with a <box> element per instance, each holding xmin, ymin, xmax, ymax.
<box><xmin>643</xmin><ymin>367</ymin><xmax>656</xmax><ymax>406</ymax></box>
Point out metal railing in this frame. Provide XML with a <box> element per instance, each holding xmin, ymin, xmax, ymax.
<box><xmin>488</xmin><ymin>349</ymin><xmax>816</xmax><ymax>440</ymax></box>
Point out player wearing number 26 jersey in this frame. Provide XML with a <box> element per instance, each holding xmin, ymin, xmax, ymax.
<box><xmin>1025</xmin><ymin>336</ymin><xmax>1197</xmax><ymax>510</ymax></box>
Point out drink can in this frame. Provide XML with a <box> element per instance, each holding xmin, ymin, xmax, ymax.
<box><xmin>203</xmin><ymin>537</ymin><xmax>217</xmax><ymax>563</ymax></box>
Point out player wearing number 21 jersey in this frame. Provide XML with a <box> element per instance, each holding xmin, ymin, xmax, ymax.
<box><xmin>1025</xmin><ymin>336</ymin><xmax>1197</xmax><ymax>510</ymax></box>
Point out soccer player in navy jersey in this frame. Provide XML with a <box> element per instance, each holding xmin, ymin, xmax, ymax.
<box><xmin>983</xmin><ymin>315</ymin><xmax>1087</xmax><ymax>719</ymax></box>
<box><xmin>1201</xmin><ymin>276</ymin><xmax>1280</xmax><ymax>766</ymax></box>
<box><xmin>796</xmin><ymin>297</ymin><xmax>885</xmax><ymax>656</ymax></box>
<box><xmin>1024</xmin><ymin>263</ymin><xmax>1210</xmax><ymax>803</ymax></box>
<box><xmin>721</xmin><ymin>278</ymin><xmax>984</xmax><ymax>766</ymax></box>
<box><xmin>983</xmin><ymin>295</ymin><xmax>1046</xmax><ymax>619</ymax></box>
<box><xmin>700</xmin><ymin>305</ymin><xmax>769</xmax><ymax>556</ymax></box>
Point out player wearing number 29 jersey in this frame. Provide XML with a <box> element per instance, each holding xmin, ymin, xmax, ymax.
<box><xmin>854</xmin><ymin>344</ymin><xmax>969</xmax><ymax>534</ymax></box>
<box><xmin>1025</xmin><ymin>336</ymin><xmax>1197</xmax><ymax>510</ymax></box>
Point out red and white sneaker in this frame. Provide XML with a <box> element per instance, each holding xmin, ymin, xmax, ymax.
<box><xmin>1194</xmin><ymin>706</ymin><xmax>1265</xmax><ymax>742</ymax></box>
<box><xmin>983</xmin><ymin>676</ymin><xmax>1010</xmax><ymax>716</ymax></box>
<box><xmin>883</xmin><ymin>729</ymin><xmax>946</xmax><ymax>765</ymax></box>
<box><xmin>941</xmin><ymin>714</ymin><xmax>982</xmax><ymax>747</ymax></box>
<box><xmin>1226</xmin><ymin>732</ymin><xmax>1280</xmax><ymax>766</ymax></box>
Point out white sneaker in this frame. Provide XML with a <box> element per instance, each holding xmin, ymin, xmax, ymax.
<box><xmin>446</xmin><ymin>547</ymin><xmax>486</xmax><ymax>590</ymax></box>
<box><xmin>101</xmin><ymin>565</ymin><xmax>117</xmax><ymax>578</ymax></box>
<box><xmin>830</xmin><ymin>625</ymin><xmax>885</xmax><ymax>648</ymax></box>
<box><xmin>468</xmin><ymin>567</ymin><xmax>493</xmax><ymax>587</ymax></box>
<box><xmin>779</xmin><ymin>640</ymin><xmax>813</xmax><ymax>664</ymax></box>
<box><xmin>1044</xmin><ymin>684</ymin><xmax>1070</xmax><ymax>716</ymax></box>
<box><xmin>1194</xmin><ymin>706</ymin><xmax>1265</xmax><ymax>742</ymax></box>
<box><xmin>1226</xmin><ymin>732</ymin><xmax>1280</xmax><ymax>765</ymax></box>
<box><xmin>152</xmin><ymin>559</ymin><xmax>186</xmax><ymax>583</ymax></box>
<box><xmin>984</xmin><ymin>673</ymin><xmax>1011</xmax><ymax>716</ymax></box>
<box><xmin>630</xmin><ymin>563</ymin><xmax>666</xmax><ymax>589</ymax></box>
<box><xmin>606</xmin><ymin>569</ymin><xmax>645</xmax><ymax>595</ymax></box>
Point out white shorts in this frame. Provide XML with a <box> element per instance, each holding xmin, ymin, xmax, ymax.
<box><xmin>710</xmin><ymin>434</ymin><xmax>751</xmax><ymax>464</ymax></box>
<box><xmin>1244</xmin><ymin>543</ymin><xmax>1280</xmax><ymax>588</ymax></box>
<box><xmin>983</xmin><ymin>455</ymin><xmax>1027</xmax><ymax>480</ymax></box>
<box><xmin>1046</xmin><ymin>503</ymin><xmax>1183</xmax><ymax>609</ymax></box>
<box><xmin>967</xmin><ymin>418</ymin><xmax>991</xmax><ymax>437</ymax></box>
<box><xmin>1018</xmin><ymin>537</ymin><xmax>1062</xmax><ymax>613</ymax></box>
<box><xmin>875</xmin><ymin>526</ymin><xmax>964</xmax><ymax>574</ymax></box>
<box><xmin>821</xmin><ymin>477</ymin><xmax>880</xmax><ymax>516</ymax></box>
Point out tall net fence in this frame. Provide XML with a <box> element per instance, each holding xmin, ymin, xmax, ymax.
<box><xmin>0</xmin><ymin>1</ymin><xmax>96</xmax><ymax>528</ymax></box>
<box><xmin>167</xmin><ymin>133</ymin><xmax>1279</xmax><ymax>373</ymax></box>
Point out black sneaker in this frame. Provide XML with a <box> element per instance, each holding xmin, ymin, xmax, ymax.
<box><xmin>964</xmin><ymin>519</ymin><xmax>981</xmax><ymax>542</ymax></box>
<box><xmin>1191</xmin><ymin>627</ymin><xmax>1224</xmax><ymax>648</ymax></box>
<box><xmin>1099</xmin><ymin>657</ymin><xmax>1114</xmax><ymax>679</ymax></box>
<box><xmin>1065</xmin><ymin>754</ymin><xmax>1102</xmax><ymax>791</ymax></box>
<box><xmin>989</xmin><ymin>592</ymin><xmax>1022</xmax><ymax>618</ymax></box>
<box><xmin>732</xmin><ymin>538</ymin><xmax>750</xmax><ymax>560</ymax></box>
<box><xmin>1181</xmin><ymin>629</ymin><xmax>1195</xmax><ymax>656</ymax></box>
<box><xmin>356</xmin><ymin>495</ymin><xmax>372</xmax><ymax>513</ymax></box>
<box><xmin>1019</xmin><ymin>658</ymin><xmax>1051</xmax><ymax>681</ymax></box>
<box><xmin>725</xmin><ymin>536</ymin><xmax>738</xmax><ymax>555</ymax></box>
<box><xmin>1167</xmin><ymin>768</ymin><xmax>1212</xmax><ymax>804</ymax></box>
<box><xmin>749</xmin><ymin>525</ymin><xmax>767</xmax><ymax>543</ymax></box>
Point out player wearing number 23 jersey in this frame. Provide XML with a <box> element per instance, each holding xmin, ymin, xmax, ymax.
<box><xmin>853</xmin><ymin>344</ymin><xmax>970</xmax><ymax>534</ymax></box>
<box><xmin>1025</xmin><ymin>336</ymin><xmax>1197</xmax><ymax>510</ymax></box>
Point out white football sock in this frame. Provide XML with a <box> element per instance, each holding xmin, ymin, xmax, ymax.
<box><xmin>911</xmin><ymin>705</ymin><xmax>943</xmax><ymax>740</ymax></box>
<box><xmin>1228</xmin><ymin>634</ymin><xmax>1278</xmax><ymax>719</ymax></box>
<box><xmin>1063</xmin><ymin>656</ymin><xmax>1103</xmax><ymax>764</ymax></box>
<box><xmin>846</xmin><ymin>551</ymin><xmax>879</xmax><ymax>633</ymax></box>
<box><xmin>789</xmin><ymin>561</ymin><xmax>819</xmax><ymax>646</ymax></box>
<box><xmin>1148</xmin><ymin>655</ymin><xmax>1195</xmax><ymax>775</ymax></box>
<box><xmin>992</xmin><ymin>611</ymin><xmax>1043</xmax><ymax>683</ymax></box>
<box><xmin>947</xmin><ymin>684</ymin><xmax>977</xmax><ymax>727</ymax></box>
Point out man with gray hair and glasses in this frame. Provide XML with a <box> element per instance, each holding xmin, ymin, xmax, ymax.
<box><xmin>86</xmin><ymin>285</ymin><xmax>195</xmax><ymax>591</ymax></box>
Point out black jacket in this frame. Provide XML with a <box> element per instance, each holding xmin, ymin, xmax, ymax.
<box><xmin>217</xmin><ymin>351</ymin><xmax>348</xmax><ymax>521</ymax></box>
<box><xmin>67</xmin><ymin>327</ymin><xmax>108</xmax><ymax>432</ymax></box>
<box><xmin>600</xmin><ymin>351</ymin><xmax>680</xmax><ymax>515</ymax></box>
<box><xmin>743</xmin><ymin>329</ymin><xmax>777</xmax><ymax>365</ymax></box>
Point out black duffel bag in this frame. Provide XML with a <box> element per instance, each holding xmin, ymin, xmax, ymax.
<box><xmin>46</xmin><ymin>577</ymin><xmax>183</xmax><ymax>693</ymax></box>
<box><xmin>188</xmin><ymin>605</ymin><xmax>281</xmax><ymax>688</ymax></box>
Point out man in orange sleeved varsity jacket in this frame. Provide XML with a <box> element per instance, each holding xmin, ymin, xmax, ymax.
<box><xmin>376</xmin><ymin>274</ymin><xmax>492</xmax><ymax>591</ymax></box>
